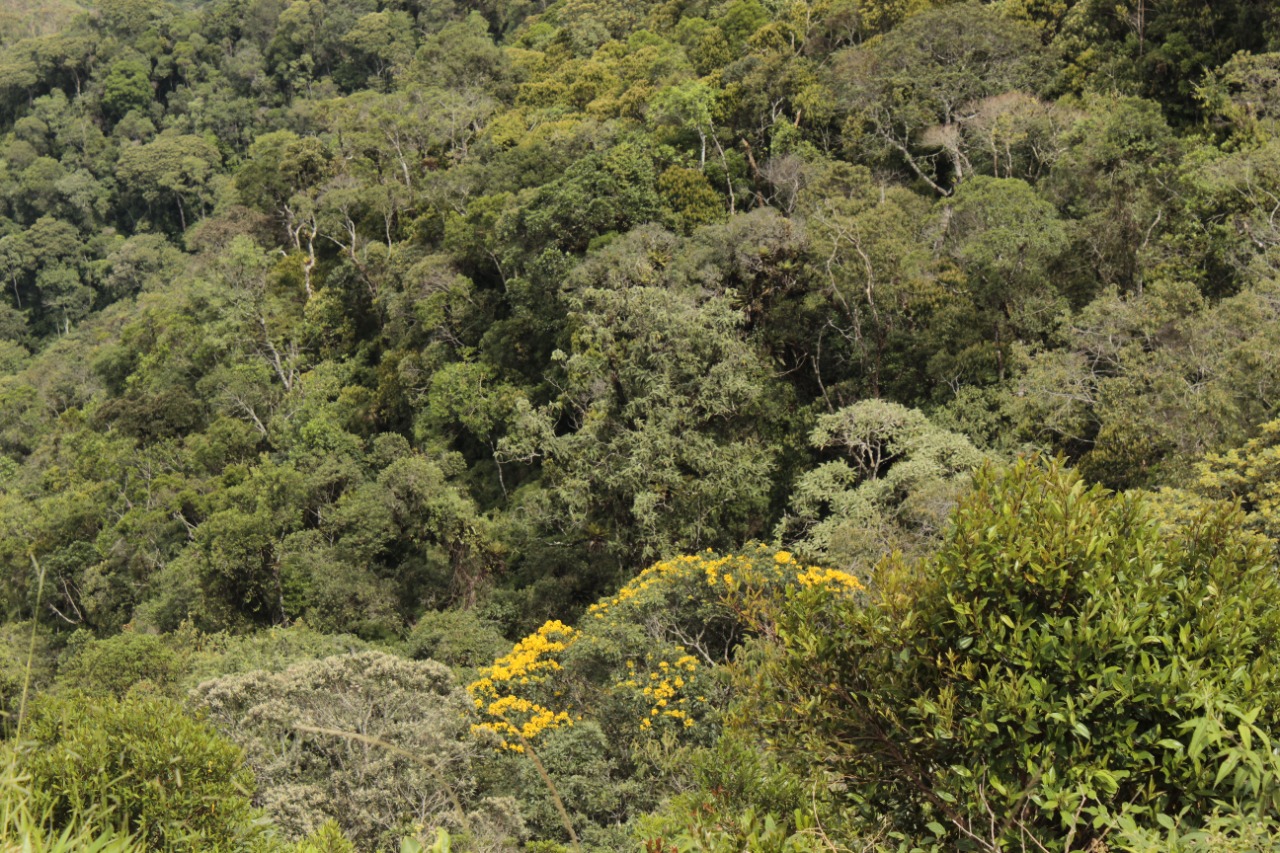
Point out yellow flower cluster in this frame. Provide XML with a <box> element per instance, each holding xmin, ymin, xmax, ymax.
<box><xmin>620</xmin><ymin>655</ymin><xmax>702</xmax><ymax>731</ymax></box>
<box><xmin>482</xmin><ymin>619</ymin><xmax>577</xmax><ymax>684</ymax></box>
<box><xmin>587</xmin><ymin>549</ymin><xmax>761</xmax><ymax>618</ymax></box>
<box><xmin>586</xmin><ymin>547</ymin><xmax>863</xmax><ymax>616</ymax></box>
<box><xmin>795</xmin><ymin>566</ymin><xmax>865</xmax><ymax>593</ymax></box>
<box><xmin>468</xmin><ymin>620</ymin><xmax>579</xmax><ymax>751</ymax></box>
<box><xmin>469</xmin><ymin>550</ymin><xmax>861</xmax><ymax>750</ymax></box>
<box><xmin>473</xmin><ymin>696</ymin><xmax>573</xmax><ymax>752</ymax></box>
<box><xmin>586</xmin><ymin>554</ymin><xmax>717</xmax><ymax>619</ymax></box>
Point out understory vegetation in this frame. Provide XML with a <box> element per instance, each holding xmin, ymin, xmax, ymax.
<box><xmin>5</xmin><ymin>0</ymin><xmax>1280</xmax><ymax>849</ymax></box>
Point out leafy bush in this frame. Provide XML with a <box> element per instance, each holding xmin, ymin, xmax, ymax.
<box><xmin>504</xmin><ymin>722</ymin><xmax>636</xmax><ymax>847</ymax></box>
<box><xmin>17</xmin><ymin>692</ymin><xmax>264</xmax><ymax>852</ymax></box>
<box><xmin>0</xmin><ymin>620</ymin><xmax>55</xmax><ymax>736</ymax></box>
<box><xmin>1190</xmin><ymin>417</ymin><xmax>1280</xmax><ymax>542</ymax></box>
<box><xmin>0</xmin><ymin>748</ymin><xmax>140</xmax><ymax>852</ymax></box>
<box><xmin>192</xmin><ymin>651</ymin><xmax>478</xmax><ymax>851</ymax></box>
<box><xmin>51</xmin><ymin>623</ymin><xmax>376</xmax><ymax>700</ymax></box>
<box><xmin>754</xmin><ymin>457</ymin><xmax>1280</xmax><ymax>848</ymax></box>
<box><xmin>403</xmin><ymin>609</ymin><xmax>508</xmax><ymax>670</ymax></box>
<box><xmin>635</xmin><ymin>729</ymin><xmax>833</xmax><ymax>853</ymax></box>
<box><xmin>54</xmin><ymin>630</ymin><xmax>182</xmax><ymax>697</ymax></box>
<box><xmin>181</xmin><ymin>621</ymin><xmax>372</xmax><ymax>685</ymax></box>
<box><xmin>290</xmin><ymin>820</ymin><xmax>357</xmax><ymax>853</ymax></box>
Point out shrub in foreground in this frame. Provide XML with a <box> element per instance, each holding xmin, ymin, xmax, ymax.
<box><xmin>18</xmin><ymin>692</ymin><xmax>264</xmax><ymax>852</ymax></box>
<box><xmin>755</xmin><ymin>457</ymin><xmax>1280</xmax><ymax>848</ymax></box>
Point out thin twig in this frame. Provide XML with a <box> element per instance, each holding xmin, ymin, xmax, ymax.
<box><xmin>501</xmin><ymin>720</ymin><xmax>581</xmax><ymax>853</ymax></box>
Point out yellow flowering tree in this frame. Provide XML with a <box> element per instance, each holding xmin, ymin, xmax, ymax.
<box><xmin>468</xmin><ymin>547</ymin><xmax>863</xmax><ymax>750</ymax></box>
<box><xmin>465</xmin><ymin>547</ymin><xmax>864</xmax><ymax>845</ymax></box>
<box><xmin>468</xmin><ymin>620</ymin><xmax>578</xmax><ymax>752</ymax></box>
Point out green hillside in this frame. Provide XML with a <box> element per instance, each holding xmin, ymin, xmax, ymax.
<box><xmin>3</xmin><ymin>0</ymin><xmax>1280</xmax><ymax>849</ymax></box>
<box><xmin>0</xmin><ymin>0</ymin><xmax>85</xmax><ymax>44</ymax></box>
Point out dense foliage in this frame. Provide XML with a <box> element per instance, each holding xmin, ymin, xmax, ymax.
<box><xmin>5</xmin><ymin>0</ymin><xmax>1280</xmax><ymax>848</ymax></box>
<box><xmin>18</xmin><ymin>692</ymin><xmax>266</xmax><ymax>851</ymax></box>
<box><xmin>755</xmin><ymin>458</ymin><xmax>1280</xmax><ymax>848</ymax></box>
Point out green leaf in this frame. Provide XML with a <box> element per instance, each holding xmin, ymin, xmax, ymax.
<box><xmin>1214</xmin><ymin>752</ymin><xmax>1241</xmax><ymax>787</ymax></box>
<box><xmin>1188</xmin><ymin>717</ymin><xmax>1211</xmax><ymax>760</ymax></box>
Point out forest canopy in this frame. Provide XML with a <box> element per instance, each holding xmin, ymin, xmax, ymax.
<box><xmin>4</xmin><ymin>0</ymin><xmax>1280</xmax><ymax>849</ymax></box>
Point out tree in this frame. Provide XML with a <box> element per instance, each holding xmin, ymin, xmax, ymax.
<box><xmin>755</xmin><ymin>457</ymin><xmax>1280</xmax><ymax>847</ymax></box>
<box><xmin>497</xmin><ymin>226</ymin><xmax>780</xmax><ymax>579</ymax></box>
<box><xmin>656</xmin><ymin>167</ymin><xmax>725</xmax><ymax>238</ymax></box>
<box><xmin>100</xmin><ymin>57</ymin><xmax>152</xmax><ymax>122</ymax></box>
<box><xmin>1197</xmin><ymin>51</ymin><xmax>1280</xmax><ymax>143</ymax></box>
<box><xmin>116</xmin><ymin>133</ymin><xmax>222</xmax><ymax>232</ymax></box>
<box><xmin>515</xmin><ymin>144</ymin><xmax>663</xmax><ymax>254</ymax></box>
<box><xmin>469</xmin><ymin>548</ymin><xmax>863</xmax><ymax>844</ymax></box>
<box><xmin>1055</xmin><ymin>0</ymin><xmax>1278</xmax><ymax>121</ymax></box>
<box><xmin>650</xmin><ymin>80</ymin><xmax>717</xmax><ymax>170</ymax></box>
<box><xmin>777</xmin><ymin>400</ymin><xmax>986</xmax><ymax>570</ymax></box>
<box><xmin>93</xmin><ymin>233</ymin><xmax>183</xmax><ymax>300</ymax></box>
<box><xmin>341</xmin><ymin>10</ymin><xmax>415</xmax><ymax>88</ymax></box>
<box><xmin>1184</xmin><ymin>417</ymin><xmax>1280</xmax><ymax>543</ymax></box>
<box><xmin>192</xmin><ymin>651</ymin><xmax>479</xmax><ymax>849</ymax></box>
<box><xmin>935</xmin><ymin>176</ymin><xmax>1070</xmax><ymax>380</ymax></box>
<box><xmin>793</xmin><ymin>161</ymin><xmax>938</xmax><ymax>401</ymax></box>
<box><xmin>831</xmin><ymin>3</ymin><xmax>1052</xmax><ymax>195</ymax></box>
<box><xmin>1042</xmin><ymin>94</ymin><xmax>1183</xmax><ymax>298</ymax></box>
<box><xmin>1007</xmin><ymin>278</ymin><xmax>1280</xmax><ymax>489</ymax></box>
<box><xmin>409</xmin><ymin>12</ymin><xmax>511</xmax><ymax>93</ymax></box>
<box><xmin>0</xmin><ymin>215</ymin><xmax>92</xmax><ymax>336</ymax></box>
<box><xmin>1178</xmin><ymin>137</ymin><xmax>1280</xmax><ymax>289</ymax></box>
